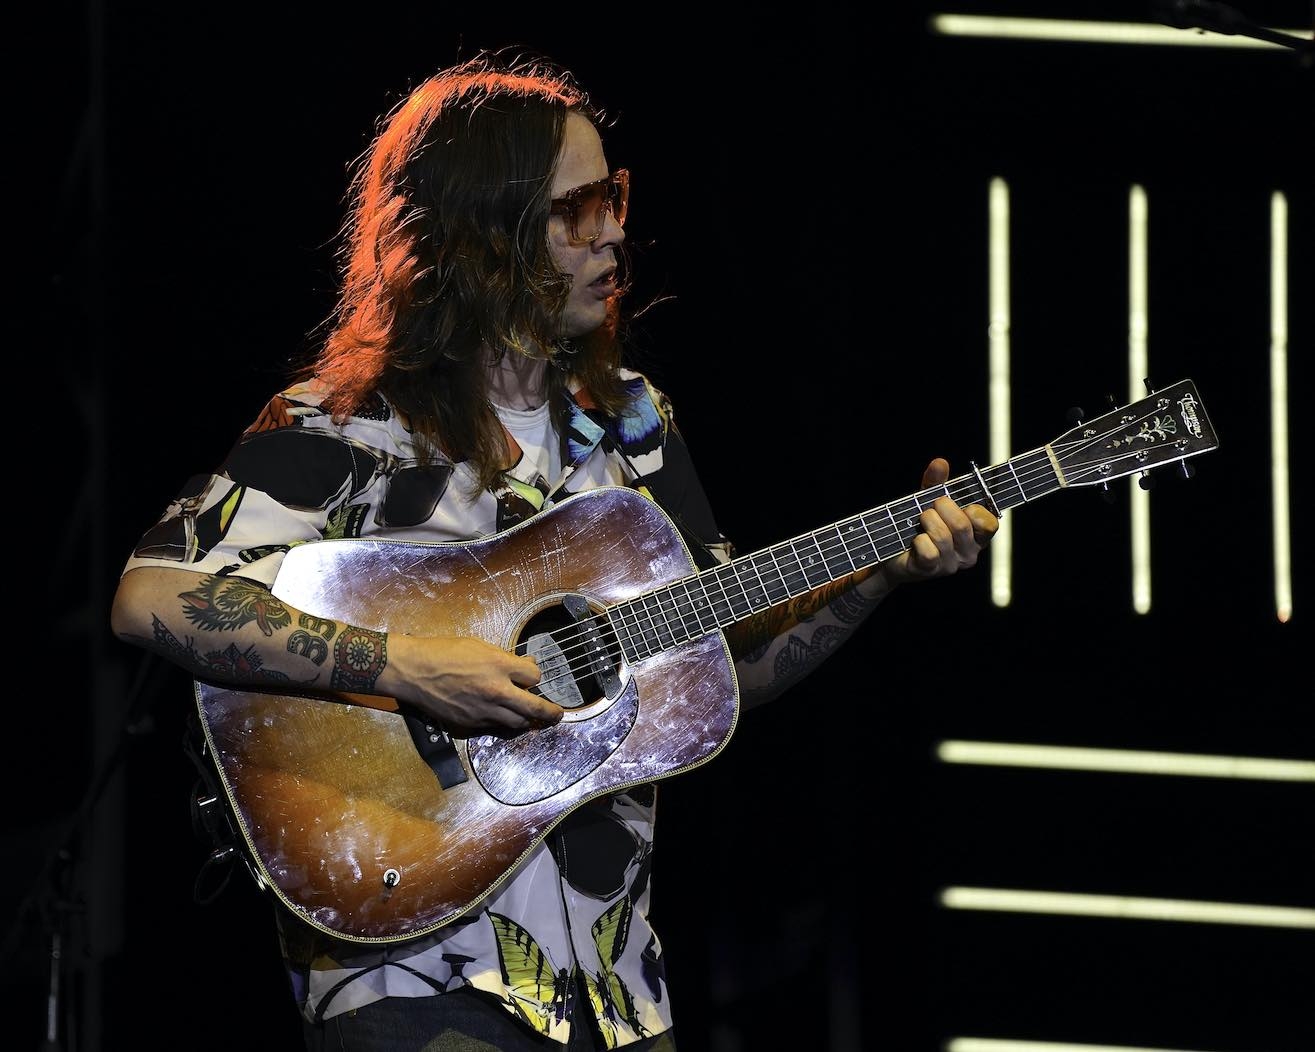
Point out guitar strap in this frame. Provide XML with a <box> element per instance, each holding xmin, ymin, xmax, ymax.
<box><xmin>605</xmin><ymin>437</ymin><xmax>723</xmax><ymax>573</ymax></box>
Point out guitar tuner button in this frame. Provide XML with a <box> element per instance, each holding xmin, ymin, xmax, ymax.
<box><xmin>383</xmin><ymin>868</ymin><xmax>401</xmax><ymax>888</ymax></box>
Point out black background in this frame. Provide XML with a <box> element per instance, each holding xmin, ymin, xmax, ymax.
<box><xmin>14</xmin><ymin>2</ymin><xmax>1314</xmax><ymax>1050</ymax></box>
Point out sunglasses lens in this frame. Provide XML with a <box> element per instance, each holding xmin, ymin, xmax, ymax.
<box><xmin>568</xmin><ymin>172</ymin><xmax>628</xmax><ymax>242</ymax></box>
<box><xmin>575</xmin><ymin>183</ymin><xmax>609</xmax><ymax>242</ymax></box>
<box><xmin>609</xmin><ymin>170</ymin><xmax>628</xmax><ymax>228</ymax></box>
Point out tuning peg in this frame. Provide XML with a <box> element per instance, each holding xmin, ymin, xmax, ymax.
<box><xmin>1138</xmin><ymin>471</ymin><xmax>1156</xmax><ymax>491</ymax></box>
<box><xmin>1067</xmin><ymin>406</ymin><xmax>1085</xmax><ymax>425</ymax></box>
<box><xmin>1100</xmin><ymin>481</ymin><xmax>1117</xmax><ymax>504</ymax></box>
<box><xmin>1180</xmin><ymin>460</ymin><xmax>1196</xmax><ymax>480</ymax></box>
<box><xmin>1142</xmin><ymin>377</ymin><xmax>1156</xmax><ymax>395</ymax></box>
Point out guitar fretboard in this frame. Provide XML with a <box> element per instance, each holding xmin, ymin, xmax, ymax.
<box><xmin>606</xmin><ymin>448</ymin><xmax>1060</xmax><ymax>663</ymax></box>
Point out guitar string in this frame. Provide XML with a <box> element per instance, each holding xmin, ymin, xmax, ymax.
<box><xmin>527</xmin><ymin>440</ymin><xmax>1187</xmax><ymax>692</ymax></box>
<box><xmin>524</xmin><ymin>434</ymin><xmax>1198</xmax><ymax>692</ymax></box>
<box><xmin>520</xmin><ymin>427</ymin><xmax>1201</xmax><ymax>699</ymax></box>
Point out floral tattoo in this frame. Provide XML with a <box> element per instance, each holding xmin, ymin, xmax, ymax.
<box><xmin>331</xmin><ymin>627</ymin><xmax>388</xmax><ymax>691</ymax></box>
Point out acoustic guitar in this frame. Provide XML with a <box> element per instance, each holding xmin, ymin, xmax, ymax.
<box><xmin>194</xmin><ymin>378</ymin><xmax>1218</xmax><ymax>943</ymax></box>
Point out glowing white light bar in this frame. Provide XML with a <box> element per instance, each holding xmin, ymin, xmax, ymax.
<box><xmin>1271</xmin><ymin>191</ymin><xmax>1292</xmax><ymax>623</ymax></box>
<box><xmin>949</xmin><ymin>1040</ymin><xmax>1220</xmax><ymax>1052</ymax></box>
<box><xmin>1128</xmin><ymin>185</ymin><xmax>1151</xmax><ymax>614</ymax></box>
<box><xmin>929</xmin><ymin>15</ymin><xmax>1311</xmax><ymax>48</ymax></box>
<box><xmin>940</xmin><ymin>887</ymin><xmax>1315</xmax><ymax>928</ymax></box>
<box><xmin>988</xmin><ymin>177</ymin><xmax>1012</xmax><ymax>609</ymax></box>
<box><xmin>936</xmin><ymin>740</ymin><xmax>1315</xmax><ymax>781</ymax></box>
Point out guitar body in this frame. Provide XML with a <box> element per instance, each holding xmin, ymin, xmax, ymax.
<box><xmin>195</xmin><ymin>487</ymin><xmax>739</xmax><ymax>943</ymax></box>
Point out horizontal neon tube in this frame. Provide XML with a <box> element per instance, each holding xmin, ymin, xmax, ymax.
<box><xmin>936</xmin><ymin>740</ymin><xmax>1315</xmax><ymax>782</ymax></box>
<box><xmin>940</xmin><ymin>887</ymin><xmax>1315</xmax><ymax>929</ymax></box>
<box><xmin>949</xmin><ymin>1039</ymin><xmax>1223</xmax><ymax>1052</ymax></box>
<box><xmin>929</xmin><ymin>15</ymin><xmax>1310</xmax><ymax>48</ymax></box>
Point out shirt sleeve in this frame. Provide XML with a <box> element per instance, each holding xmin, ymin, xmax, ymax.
<box><xmin>119</xmin><ymin>392</ymin><xmax>363</xmax><ymax>589</ymax></box>
<box><xmin>622</xmin><ymin>378</ymin><xmax>732</xmax><ymax>569</ymax></box>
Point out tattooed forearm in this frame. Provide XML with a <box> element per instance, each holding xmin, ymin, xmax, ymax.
<box><xmin>179</xmin><ymin>574</ymin><xmax>292</xmax><ymax>636</ymax></box>
<box><xmin>730</xmin><ymin>574</ymin><xmax>867</xmax><ymax>659</ymax></box>
<box><xmin>730</xmin><ymin>568</ymin><xmax>888</xmax><ymax>710</ymax></box>
<box><xmin>739</xmin><ymin>624</ymin><xmax>849</xmax><ymax>707</ymax></box>
<box><xmin>150</xmin><ymin>614</ymin><xmax>297</xmax><ymax>683</ymax></box>
<box><xmin>135</xmin><ymin>575</ymin><xmax>389</xmax><ymax>692</ymax></box>
<box><xmin>828</xmin><ymin>585</ymin><xmax>874</xmax><ymax>625</ymax></box>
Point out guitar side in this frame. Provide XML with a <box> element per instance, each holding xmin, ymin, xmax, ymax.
<box><xmin>195</xmin><ymin>487</ymin><xmax>740</xmax><ymax>943</ymax></box>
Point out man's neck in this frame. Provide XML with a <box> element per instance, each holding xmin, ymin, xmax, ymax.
<box><xmin>485</xmin><ymin>350</ymin><xmax>548</xmax><ymax>411</ymax></box>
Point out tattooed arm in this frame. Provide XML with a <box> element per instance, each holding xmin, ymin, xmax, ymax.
<box><xmin>725</xmin><ymin>458</ymin><xmax>999</xmax><ymax>710</ymax></box>
<box><xmin>110</xmin><ymin>566</ymin><xmax>559</xmax><ymax>734</ymax></box>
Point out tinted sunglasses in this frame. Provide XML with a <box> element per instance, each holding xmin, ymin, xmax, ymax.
<box><xmin>548</xmin><ymin>168</ymin><xmax>629</xmax><ymax>244</ymax></box>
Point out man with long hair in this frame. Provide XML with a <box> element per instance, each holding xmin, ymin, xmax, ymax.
<box><xmin>110</xmin><ymin>51</ymin><xmax>997</xmax><ymax>1051</ymax></box>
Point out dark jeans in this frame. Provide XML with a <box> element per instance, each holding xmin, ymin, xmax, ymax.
<box><xmin>301</xmin><ymin>984</ymin><xmax>678</xmax><ymax>1052</ymax></box>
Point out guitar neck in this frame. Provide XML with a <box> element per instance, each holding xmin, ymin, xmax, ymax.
<box><xmin>607</xmin><ymin>446</ymin><xmax>1059</xmax><ymax>662</ymax></box>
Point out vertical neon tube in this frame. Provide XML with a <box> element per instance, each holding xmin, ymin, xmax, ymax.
<box><xmin>1128</xmin><ymin>185</ymin><xmax>1151</xmax><ymax>614</ymax></box>
<box><xmin>1271</xmin><ymin>191</ymin><xmax>1292</xmax><ymax>623</ymax></box>
<box><xmin>989</xmin><ymin>178</ymin><xmax>1012</xmax><ymax>607</ymax></box>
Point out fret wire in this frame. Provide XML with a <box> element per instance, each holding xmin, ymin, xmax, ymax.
<box><xmin>647</xmin><ymin>586</ymin><xmax>688</xmax><ymax>645</ymax></box>
<box><xmin>737</xmin><ymin>555</ymin><xmax>770</xmax><ymax>611</ymax></box>
<box><xmin>851</xmin><ymin>513</ymin><xmax>881</xmax><ymax>566</ymax></box>
<box><xmin>640</xmin><ymin>592</ymin><xmax>678</xmax><ymax>651</ymax></box>
<box><xmin>627</xmin><ymin>598</ymin><xmax>661</xmax><ymax>659</ymax></box>
<box><xmin>677</xmin><ymin>578</ymin><xmax>717</xmax><ymax>635</ymax></box>
<box><xmin>759</xmin><ymin>545</ymin><xmax>794</xmax><ymax>604</ymax></box>
<box><xmin>605</xmin><ymin>606</ymin><xmax>642</xmax><ymax>663</ymax></box>
<box><xmin>618</xmin><ymin>599</ymin><xmax>657</xmax><ymax>661</ymax></box>
<box><xmin>633</xmin><ymin>593</ymin><xmax>668</xmax><ymax>653</ymax></box>
<box><xmin>658</xmin><ymin>583</ymin><xmax>700</xmax><ymax>642</ymax></box>
<box><xmin>709</xmin><ymin>563</ymin><xmax>748</xmax><ymax>625</ymax></box>
<box><xmin>884</xmin><ymin>504</ymin><xmax>908</xmax><ymax>551</ymax></box>
<box><xmin>799</xmin><ymin>533</ymin><xmax>831</xmax><ymax>588</ymax></box>
<box><xmin>820</xmin><ymin>523</ymin><xmax>857</xmax><ymax>576</ymax></box>
<box><xmin>1006</xmin><ymin>456</ymin><xmax>1029</xmax><ymax>501</ymax></box>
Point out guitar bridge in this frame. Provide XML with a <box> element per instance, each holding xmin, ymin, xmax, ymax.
<box><xmin>563</xmin><ymin>593</ymin><xmax>622</xmax><ymax>699</ymax></box>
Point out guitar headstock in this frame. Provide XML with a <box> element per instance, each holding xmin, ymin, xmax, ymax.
<box><xmin>1049</xmin><ymin>379</ymin><xmax>1219</xmax><ymax>488</ymax></box>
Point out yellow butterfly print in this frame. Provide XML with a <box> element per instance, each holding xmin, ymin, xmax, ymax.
<box><xmin>489</xmin><ymin>912</ymin><xmax>574</xmax><ymax>1036</ymax></box>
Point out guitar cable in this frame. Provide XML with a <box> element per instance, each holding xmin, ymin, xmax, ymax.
<box><xmin>181</xmin><ymin>710</ymin><xmax>250</xmax><ymax>905</ymax></box>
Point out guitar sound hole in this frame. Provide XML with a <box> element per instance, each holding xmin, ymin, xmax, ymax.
<box><xmin>519</xmin><ymin>600</ymin><xmax>623</xmax><ymax>711</ymax></box>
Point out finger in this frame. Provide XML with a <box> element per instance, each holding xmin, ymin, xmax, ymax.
<box><xmin>921</xmin><ymin>457</ymin><xmax>950</xmax><ymax>488</ymax></box>
<box><xmin>515</xmin><ymin>695</ymin><xmax>565</xmax><ymax>728</ymax></box>
<box><xmin>967</xmin><ymin>505</ymin><xmax>1000</xmax><ymax>545</ymax></box>
<box><xmin>910</xmin><ymin>531</ymin><xmax>944</xmax><ymax>573</ymax></box>
<box><xmin>932</xmin><ymin>496</ymin><xmax>975</xmax><ymax>551</ymax></box>
<box><xmin>508</xmin><ymin>653</ymin><xmax>542</xmax><ymax>688</ymax></box>
<box><xmin>914</xmin><ymin>512</ymin><xmax>954</xmax><ymax>571</ymax></box>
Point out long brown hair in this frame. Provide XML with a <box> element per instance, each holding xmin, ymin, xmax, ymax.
<box><xmin>308</xmin><ymin>51</ymin><xmax>630</xmax><ymax>491</ymax></box>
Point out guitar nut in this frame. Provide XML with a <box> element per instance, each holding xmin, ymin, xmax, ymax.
<box><xmin>383</xmin><ymin>868</ymin><xmax>401</xmax><ymax>888</ymax></box>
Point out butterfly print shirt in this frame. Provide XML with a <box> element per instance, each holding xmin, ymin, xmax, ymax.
<box><xmin>121</xmin><ymin>369</ymin><xmax>732</xmax><ymax>1048</ymax></box>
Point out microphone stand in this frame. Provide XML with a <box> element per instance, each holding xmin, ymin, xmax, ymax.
<box><xmin>1153</xmin><ymin>0</ymin><xmax>1315</xmax><ymax>67</ymax></box>
<box><xmin>5</xmin><ymin>651</ymin><xmax>169</xmax><ymax>1052</ymax></box>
